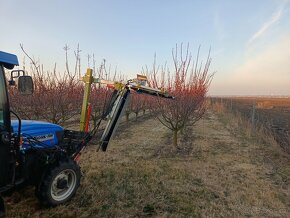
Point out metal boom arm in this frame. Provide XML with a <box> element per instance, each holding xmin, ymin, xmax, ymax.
<box><xmin>79</xmin><ymin>69</ymin><xmax>173</xmax><ymax>151</ymax></box>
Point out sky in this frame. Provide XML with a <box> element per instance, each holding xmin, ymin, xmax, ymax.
<box><xmin>1</xmin><ymin>0</ymin><xmax>290</xmax><ymax>96</ymax></box>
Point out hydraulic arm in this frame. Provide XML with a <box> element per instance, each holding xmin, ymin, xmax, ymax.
<box><xmin>100</xmin><ymin>79</ymin><xmax>173</xmax><ymax>151</ymax></box>
<box><xmin>80</xmin><ymin>69</ymin><xmax>173</xmax><ymax>151</ymax></box>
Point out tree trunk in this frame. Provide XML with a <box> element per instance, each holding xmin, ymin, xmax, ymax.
<box><xmin>173</xmin><ymin>129</ymin><xmax>178</xmax><ymax>148</ymax></box>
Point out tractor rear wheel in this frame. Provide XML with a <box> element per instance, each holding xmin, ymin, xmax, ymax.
<box><xmin>36</xmin><ymin>159</ymin><xmax>81</xmax><ymax>206</ymax></box>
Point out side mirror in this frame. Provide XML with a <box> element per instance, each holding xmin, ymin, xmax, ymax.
<box><xmin>18</xmin><ymin>76</ymin><xmax>33</xmax><ymax>95</ymax></box>
<box><xmin>9</xmin><ymin>70</ymin><xmax>24</xmax><ymax>86</ymax></box>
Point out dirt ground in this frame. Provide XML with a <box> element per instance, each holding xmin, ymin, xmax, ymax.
<box><xmin>4</xmin><ymin>111</ymin><xmax>290</xmax><ymax>217</ymax></box>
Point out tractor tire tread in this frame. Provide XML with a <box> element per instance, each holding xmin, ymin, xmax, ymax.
<box><xmin>36</xmin><ymin>159</ymin><xmax>81</xmax><ymax>206</ymax></box>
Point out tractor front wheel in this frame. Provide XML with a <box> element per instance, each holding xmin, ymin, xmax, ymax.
<box><xmin>36</xmin><ymin>159</ymin><xmax>81</xmax><ymax>206</ymax></box>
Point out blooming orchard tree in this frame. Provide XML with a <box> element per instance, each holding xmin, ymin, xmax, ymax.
<box><xmin>89</xmin><ymin>84</ymin><xmax>113</xmax><ymax>129</ymax></box>
<box><xmin>147</xmin><ymin>44</ymin><xmax>214</xmax><ymax>148</ymax></box>
<box><xmin>8</xmin><ymin>45</ymin><xmax>83</xmax><ymax>125</ymax></box>
<box><xmin>8</xmin><ymin>43</ymin><xmax>212</xmax><ymax>148</ymax></box>
<box><xmin>130</xmin><ymin>92</ymin><xmax>144</xmax><ymax>120</ymax></box>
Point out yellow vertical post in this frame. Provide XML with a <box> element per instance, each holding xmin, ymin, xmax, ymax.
<box><xmin>80</xmin><ymin>68</ymin><xmax>93</xmax><ymax>132</ymax></box>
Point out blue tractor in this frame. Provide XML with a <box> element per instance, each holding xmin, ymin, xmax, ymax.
<box><xmin>0</xmin><ymin>51</ymin><xmax>93</xmax><ymax>216</ymax></box>
<box><xmin>0</xmin><ymin>51</ymin><xmax>96</xmax><ymax>217</ymax></box>
<box><xmin>0</xmin><ymin>51</ymin><xmax>173</xmax><ymax>216</ymax></box>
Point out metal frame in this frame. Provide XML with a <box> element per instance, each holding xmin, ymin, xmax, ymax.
<box><xmin>79</xmin><ymin>68</ymin><xmax>173</xmax><ymax>151</ymax></box>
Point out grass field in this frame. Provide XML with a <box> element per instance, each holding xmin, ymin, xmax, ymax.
<box><xmin>213</xmin><ymin>97</ymin><xmax>290</xmax><ymax>153</ymax></box>
<box><xmin>4</xmin><ymin>109</ymin><xmax>290</xmax><ymax>217</ymax></box>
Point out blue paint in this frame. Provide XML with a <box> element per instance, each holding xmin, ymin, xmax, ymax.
<box><xmin>0</xmin><ymin>51</ymin><xmax>19</xmax><ymax>66</ymax></box>
<box><xmin>11</xmin><ymin>120</ymin><xmax>64</xmax><ymax>149</ymax></box>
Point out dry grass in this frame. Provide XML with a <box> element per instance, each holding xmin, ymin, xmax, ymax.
<box><xmin>4</xmin><ymin>110</ymin><xmax>290</xmax><ymax>217</ymax></box>
<box><xmin>222</xmin><ymin>97</ymin><xmax>290</xmax><ymax>108</ymax></box>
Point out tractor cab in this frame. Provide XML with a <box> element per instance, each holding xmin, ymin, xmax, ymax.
<box><xmin>0</xmin><ymin>51</ymin><xmax>19</xmax><ymax>191</ymax></box>
<box><xmin>0</xmin><ymin>51</ymin><xmax>19</xmax><ymax>217</ymax></box>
